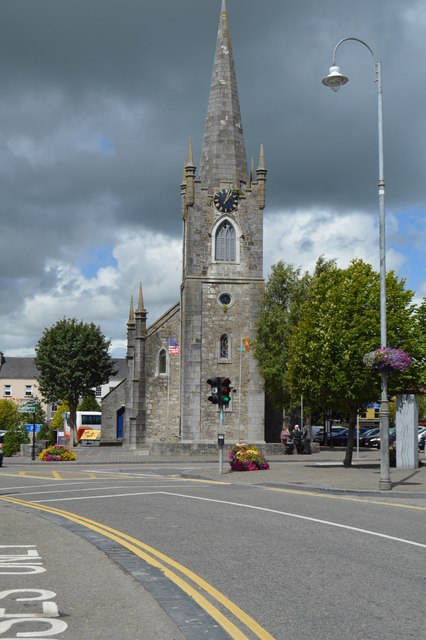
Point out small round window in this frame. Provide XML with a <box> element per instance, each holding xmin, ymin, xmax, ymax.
<box><xmin>219</xmin><ymin>292</ymin><xmax>232</xmax><ymax>306</ymax></box>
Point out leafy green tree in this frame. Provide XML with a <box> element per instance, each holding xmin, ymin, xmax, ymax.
<box><xmin>38</xmin><ymin>400</ymin><xmax>69</xmax><ymax>445</ymax></box>
<box><xmin>253</xmin><ymin>261</ymin><xmax>312</xmax><ymax>409</ymax></box>
<box><xmin>78</xmin><ymin>394</ymin><xmax>101</xmax><ymax>412</ymax></box>
<box><xmin>287</xmin><ymin>259</ymin><xmax>421</xmax><ymax>466</ymax></box>
<box><xmin>34</xmin><ymin>318</ymin><xmax>115</xmax><ymax>445</ymax></box>
<box><xmin>49</xmin><ymin>401</ymin><xmax>69</xmax><ymax>432</ymax></box>
<box><xmin>0</xmin><ymin>399</ymin><xmax>19</xmax><ymax>431</ymax></box>
<box><xmin>414</xmin><ymin>297</ymin><xmax>426</xmax><ymax>388</ymax></box>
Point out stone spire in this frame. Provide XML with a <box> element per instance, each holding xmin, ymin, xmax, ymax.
<box><xmin>199</xmin><ymin>0</ymin><xmax>248</xmax><ymax>189</ymax></box>
<box><xmin>128</xmin><ymin>295</ymin><xmax>135</xmax><ymax>325</ymax></box>
<box><xmin>135</xmin><ymin>282</ymin><xmax>147</xmax><ymax>339</ymax></box>
<box><xmin>136</xmin><ymin>282</ymin><xmax>145</xmax><ymax>312</ymax></box>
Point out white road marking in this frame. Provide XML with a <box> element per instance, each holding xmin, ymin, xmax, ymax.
<box><xmin>21</xmin><ymin>489</ymin><xmax>426</xmax><ymax>549</ymax></box>
<box><xmin>14</xmin><ymin>485</ymin><xmax>196</xmax><ymax>497</ymax></box>
<box><xmin>159</xmin><ymin>491</ymin><xmax>426</xmax><ymax>549</ymax></box>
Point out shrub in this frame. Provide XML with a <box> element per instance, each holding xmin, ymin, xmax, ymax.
<box><xmin>3</xmin><ymin>425</ymin><xmax>30</xmax><ymax>457</ymax></box>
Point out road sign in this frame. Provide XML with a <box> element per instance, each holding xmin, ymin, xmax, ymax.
<box><xmin>18</xmin><ymin>406</ymin><xmax>36</xmax><ymax>414</ymax></box>
<box><xmin>25</xmin><ymin>424</ymin><xmax>42</xmax><ymax>433</ymax></box>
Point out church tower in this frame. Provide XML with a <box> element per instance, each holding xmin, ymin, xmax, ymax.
<box><xmin>180</xmin><ymin>0</ymin><xmax>266</xmax><ymax>443</ymax></box>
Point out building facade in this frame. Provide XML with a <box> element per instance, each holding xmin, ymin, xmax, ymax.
<box><xmin>104</xmin><ymin>1</ymin><xmax>267</xmax><ymax>449</ymax></box>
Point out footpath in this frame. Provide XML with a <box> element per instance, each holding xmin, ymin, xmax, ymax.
<box><xmin>4</xmin><ymin>446</ymin><xmax>426</xmax><ymax>497</ymax></box>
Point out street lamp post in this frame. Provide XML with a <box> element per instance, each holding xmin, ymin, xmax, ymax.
<box><xmin>322</xmin><ymin>37</ymin><xmax>391</xmax><ymax>491</ymax></box>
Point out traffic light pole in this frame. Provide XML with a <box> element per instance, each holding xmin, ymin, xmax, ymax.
<box><xmin>31</xmin><ymin>410</ymin><xmax>36</xmax><ymax>461</ymax></box>
<box><xmin>218</xmin><ymin>408</ymin><xmax>224</xmax><ymax>474</ymax></box>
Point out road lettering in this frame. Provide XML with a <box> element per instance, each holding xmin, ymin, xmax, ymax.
<box><xmin>0</xmin><ymin>547</ymin><xmax>67</xmax><ymax>638</ymax></box>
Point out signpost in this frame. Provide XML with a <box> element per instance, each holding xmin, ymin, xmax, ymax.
<box><xmin>18</xmin><ymin>401</ymin><xmax>38</xmax><ymax>460</ymax></box>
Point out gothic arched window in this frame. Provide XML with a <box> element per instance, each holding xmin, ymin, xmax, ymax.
<box><xmin>215</xmin><ymin>220</ymin><xmax>236</xmax><ymax>261</ymax></box>
<box><xmin>220</xmin><ymin>333</ymin><xmax>229</xmax><ymax>360</ymax></box>
<box><xmin>158</xmin><ymin>348</ymin><xmax>167</xmax><ymax>375</ymax></box>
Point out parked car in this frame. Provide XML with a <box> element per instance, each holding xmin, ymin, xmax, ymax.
<box><xmin>313</xmin><ymin>427</ymin><xmax>348</xmax><ymax>444</ymax></box>
<box><xmin>368</xmin><ymin>427</ymin><xmax>396</xmax><ymax>449</ymax></box>
<box><xmin>311</xmin><ymin>426</ymin><xmax>324</xmax><ymax>439</ymax></box>
<box><xmin>418</xmin><ymin>427</ymin><xmax>426</xmax><ymax>450</ymax></box>
<box><xmin>360</xmin><ymin>427</ymin><xmax>380</xmax><ymax>447</ymax></box>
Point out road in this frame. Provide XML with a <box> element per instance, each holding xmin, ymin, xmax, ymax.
<box><xmin>1</xmin><ymin>461</ymin><xmax>425</xmax><ymax>639</ymax></box>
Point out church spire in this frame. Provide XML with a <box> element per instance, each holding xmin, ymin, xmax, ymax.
<box><xmin>199</xmin><ymin>0</ymin><xmax>248</xmax><ymax>189</ymax></box>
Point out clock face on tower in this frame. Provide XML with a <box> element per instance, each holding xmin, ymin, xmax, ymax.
<box><xmin>213</xmin><ymin>188</ymin><xmax>238</xmax><ymax>213</ymax></box>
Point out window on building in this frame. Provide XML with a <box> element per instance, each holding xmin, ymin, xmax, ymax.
<box><xmin>95</xmin><ymin>386</ymin><xmax>102</xmax><ymax>397</ymax></box>
<box><xmin>219</xmin><ymin>333</ymin><xmax>232</xmax><ymax>362</ymax></box>
<box><xmin>158</xmin><ymin>348</ymin><xmax>167</xmax><ymax>375</ymax></box>
<box><xmin>25</xmin><ymin>385</ymin><xmax>33</xmax><ymax>397</ymax></box>
<box><xmin>3</xmin><ymin>385</ymin><xmax>11</xmax><ymax>397</ymax></box>
<box><xmin>215</xmin><ymin>221</ymin><xmax>236</xmax><ymax>261</ymax></box>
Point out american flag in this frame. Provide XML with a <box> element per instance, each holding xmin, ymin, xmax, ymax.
<box><xmin>168</xmin><ymin>338</ymin><xmax>180</xmax><ymax>355</ymax></box>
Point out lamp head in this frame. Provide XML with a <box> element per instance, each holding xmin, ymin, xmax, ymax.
<box><xmin>322</xmin><ymin>65</ymin><xmax>348</xmax><ymax>92</ymax></box>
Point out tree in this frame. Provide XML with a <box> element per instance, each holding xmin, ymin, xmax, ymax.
<box><xmin>287</xmin><ymin>259</ymin><xmax>422</xmax><ymax>466</ymax></box>
<box><xmin>0</xmin><ymin>399</ymin><xmax>19</xmax><ymax>432</ymax></box>
<box><xmin>414</xmin><ymin>297</ymin><xmax>426</xmax><ymax>388</ymax></box>
<box><xmin>253</xmin><ymin>261</ymin><xmax>312</xmax><ymax>409</ymax></box>
<box><xmin>35</xmin><ymin>318</ymin><xmax>115</xmax><ymax>444</ymax></box>
<box><xmin>78</xmin><ymin>394</ymin><xmax>101</xmax><ymax>412</ymax></box>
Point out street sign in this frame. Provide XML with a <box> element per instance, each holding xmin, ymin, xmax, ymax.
<box><xmin>18</xmin><ymin>406</ymin><xmax>36</xmax><ymax>414</ymax></box>
<box><xmin>25</xmin><ymin>424</ymin><xmax>42</xmax><ymax>433</ymax></box>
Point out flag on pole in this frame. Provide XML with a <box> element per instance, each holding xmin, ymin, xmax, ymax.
<box><xmin>241</xmin><ymin>336</ymin><xmax>250</xmax><ymax>352</ymax></box>
<box><xmin>168</xmin><ymin>338</ymin><xmax>180</xmax><ymax>355</ymax></box>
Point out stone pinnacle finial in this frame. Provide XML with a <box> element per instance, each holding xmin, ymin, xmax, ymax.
<box><xmin>186</xmin><ymin>137</ymin><xmax>195</xmax><ymax>168</ymax></box>
<box><xmin>137</xmin><ymin>282</ymin><xmax>145</xmax><ymax>312</ymax></box>
<box><xmin>257</xmin><ymin>144</ymin><xmax>265</xmax><ymax>171</ymax></box>
<box><xmin>128</xmin><ymin>295</ymin><xmax>135</xmax><ymax>325</ymax></box>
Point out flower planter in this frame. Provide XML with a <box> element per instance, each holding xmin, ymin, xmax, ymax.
<box><xmin>39</xmin><ymin>445</ymin><xmax>76</xmax><ymax>461</ymax></box>
<box><xmin>228</xmin><ymin>444</ymin><xmax>269</xmax><ymax>471</ymax></box>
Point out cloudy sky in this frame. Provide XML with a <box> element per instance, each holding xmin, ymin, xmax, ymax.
<box><xmin>1</xmin><ymin>0</ymin><xmax>425</xmax><ymax>357</ymax></box>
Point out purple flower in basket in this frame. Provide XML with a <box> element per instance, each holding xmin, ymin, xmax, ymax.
<box><xmin>363</xmin><ymin>347</ymin><xmax>412</xmax><ymax>372</ymax></box>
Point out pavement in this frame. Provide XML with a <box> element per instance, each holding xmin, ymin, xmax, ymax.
<box><xmin>3</xmin><ymin>445</ymin><xmax>426</xmax><ymax>497</ymax></box>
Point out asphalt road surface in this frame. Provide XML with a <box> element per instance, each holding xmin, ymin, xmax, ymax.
<box><xmin>1</xmin><ymin>462</ymin><xmax>425</xmax><ymax>639</ymax></box>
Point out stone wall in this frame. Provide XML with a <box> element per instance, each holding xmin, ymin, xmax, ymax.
<box><xmin>101</xmin><ymin>379</ymin><xmax>126</xmax><ymax>443</ymax></box>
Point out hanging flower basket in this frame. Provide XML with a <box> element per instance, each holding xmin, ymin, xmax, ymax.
<box><xmin>363</xmin><ymin>347</ymin><xmax>412</xmax><ymax>372</ymax></box>
<box><xmin>228</xmin><ymin>444</ymin><xmax>269</xmax><ymax>471</ymax></box>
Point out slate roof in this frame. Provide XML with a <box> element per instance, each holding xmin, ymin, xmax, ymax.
<box><xmin>0</xmin><ymin>355</ymin><xmax>127</xmax><ymax>381</ymax></box>
<box><xmin>0</xmin><ymin>355</ymin><xmax>39</xmax><ymax>379</ymax></box>
<box><xmin>111</xmin><ymin>358</ymin><xmax>127</xmax><ymax>380</ymax></box>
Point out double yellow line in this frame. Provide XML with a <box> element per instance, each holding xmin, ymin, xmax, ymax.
<box><xmin>0</xmin><ymin>496</ymin><xmax>275</xmax><ymax>640</ymax></box>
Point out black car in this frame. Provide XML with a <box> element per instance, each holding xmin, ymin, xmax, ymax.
<box><xmin>368</xmin><ymin>427</ymin><xmax>396</xmax><ymax>449</ymax></box>
<box><xmin>313</xmin><ymin>427</ymin><xmax>348</xmax><ymax>445</ymax></box>
<box><xmin>359</xmin><ymin>427</ymin><xmax>380</xmax><ymax>447</ymax></box>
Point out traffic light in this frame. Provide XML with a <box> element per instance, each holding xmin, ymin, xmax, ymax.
<box><xmin>207</xmin><ymin>377</ymin><xmax>221</xmax><ymax>405</ymax></box>
<box><xmin>221</xmin><ymin>378</ymin><xmax>232</xmax><ymax>406</ymax></box>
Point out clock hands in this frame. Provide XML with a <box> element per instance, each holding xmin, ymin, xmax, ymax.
<box><xmin>223</xmin><ymin>189</ymin><xmax>233</xmax><ymax>205</ymax></box>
